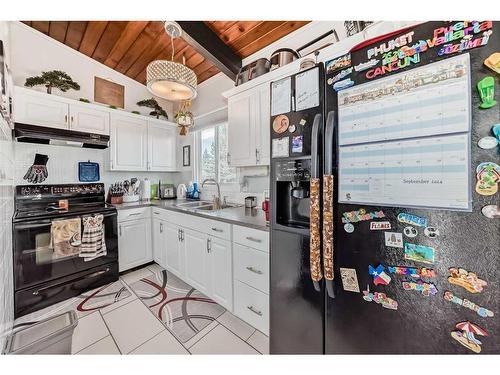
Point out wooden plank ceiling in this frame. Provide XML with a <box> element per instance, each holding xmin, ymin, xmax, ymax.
<box><xmin>22</xmin><ymin>21</ymin><xmax>309</xmax><ymax>85</ymax></box>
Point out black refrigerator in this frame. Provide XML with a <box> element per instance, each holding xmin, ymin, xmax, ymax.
<box><xmin>269</xmin><ymin>21</ymin><xmax>499</xmax><ymax>354</ymax></box>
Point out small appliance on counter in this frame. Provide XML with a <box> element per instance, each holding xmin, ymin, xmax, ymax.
<box><xmin>176</xmin><ymin>184</ymin><xmax>187</xmax><ymax>199</ymax></box>
<box><xmin>270</xmin><ymin>48</ymin><xmax>300</xmax><ymax>71</ymax></box>
<box><xmin>262</xmin><ymin>190</ymin><xmax>270</xmax><ymax>224</ymax></box>
<box><xmin>158</xmin><ymin>181</ymin><xmax>176</xmax><ymax>199</ymax></box>
<box><xmin>245</xmin><ymin>196</ymin><xmax>257</xmax><ymax>208</ymax></box>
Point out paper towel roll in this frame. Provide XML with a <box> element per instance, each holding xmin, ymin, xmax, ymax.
<box><xmin>141</xmin><ymin>178</ymin><xmax>151</xmax><ymax>201</ymax></box>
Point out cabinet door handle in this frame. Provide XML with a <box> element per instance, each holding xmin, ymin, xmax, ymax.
<box><xmin>211</xmin><ymin>227</ymin><xmax>223</xmax><ymax>233</ymax></box>
<box><xmin>119</xmin><ymin>225</ymin><xmax>122</xmax><ymax>236</ymax></box>
<box><xmin>154</xmin><ymin>212</ymin><xmax>160</xmax><ymax>215</ymax></box>
<box><xmin>227</xmin><ymin>152</ymin><xmax>231</xmax><ymax>166</ymax></box>
<box><xmin>178</xmin><ymin>229</ymin><xmax>181</xmax><ymax>241</ymax></box>
<box><xmin>246</xmin><ymin>266</ymin><xmax>263</xmax><ymax>275</ymax></box>
<box><xmin>128</xmin><ymin>212</ymin><xmax>141</xmax><ymax>217</ymax></box>
<box><xmin>160</xmin><ymin>222</ymin><xmax>163</xmax><ymax>233</ymax></box>
<box><xmin>181</xmin><ymin>229</ymin><xmax>184</xmax><ymax>242</ymax></box>
<box><xmin>207</xmin><ymin>238</ymin><xmax>211</xmax><ymax>253</ymax></box>
<box><xmin>65</xmin><ymin>115</ymin><xmax>68</xmax><ymax>123</ymax></box>
<box><xmin>247</xmin><ymin>305</ymin><xmax>263</xmax><ymax>316</ymax></box>
<box><xmin>245</xmin><ymin>236</ymin><xmax>262</xmax><ymax>243</ymax></box>
<box><xmin>71</xmin><ymin>116</ymin><xmax>74</xmax><ymax>123</ymax></box>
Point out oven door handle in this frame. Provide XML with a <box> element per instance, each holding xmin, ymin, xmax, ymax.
<box><xmin>31</xmin><ymin>267</ymin><xmax>112</xmax><ymax>295</ymax></box>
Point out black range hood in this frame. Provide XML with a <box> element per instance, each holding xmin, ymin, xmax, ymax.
<box><xmin>14</xmin><ymin>123</ymin><xmax>109</xmax><ymax>149</ymax></box>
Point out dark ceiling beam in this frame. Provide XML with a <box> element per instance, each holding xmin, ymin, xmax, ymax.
<box><xmin>176</xmin><ymin>21</ymin><xmax>241</xmax><ymax>80</ymax></box>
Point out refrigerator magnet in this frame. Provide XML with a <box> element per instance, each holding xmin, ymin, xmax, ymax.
<box><xmin>291</xmin><ymin>135</ymin><xmax>303</xmax><ymax>153</ymax></box>
<box><xmin>362</xmin><ymin>285</ymin><xmax>398</xmax><ymax>310</ymax></box>
<box><xmin>403</xmin><ymin>226</ymin><xmax>418</xmax><ymax>238</ymax></box>
<box><xmin>272</xmin><ymin>137</ymin><xmax>289</xmax><ymax>158</ymax></box>
<box><xmin>404</xmin><ymin>243</ymin><xmax>435</xmax><ymax>264</ymax></box>
<box><xmin>343</xmin><ymin>223</ymin><xmax>354</xmax><ymax>233</ymax></box>
<box><xmin>448</xmin><ymin>268</ymin><xmax>487</xmax><ymax>294</ymax></box>
<box><xmin>451</xmin><ymin>321</ymin><xmax>488</xmax><ymax>353</ymax></box>
<box><xmin>288</xmin><ymin>124</ymin><xmax>296</xmax><ymax>133</ymax></box>
<box><xmin>384</xmin><ymin>232</ymin><xmax>403</xmax><ymax>248</ymax></box>
<box><xmin>424</xmin><ymin>226</ymin><xmax>440</xmax><ymax>238</ymax></box>
<box><xmin>481</xmin><ymin>204</ymin><xmax>500</xmax><ymax>219</ymax></box>
<box><xmin>333</xmin><ymin>78</ymin><xmax>354</xmax><ymax>92</ymax></box>
<box><xmin>325</xmin><ymin>53</ymin><xmax>351</xmax><ymax>74</ymax></box>
<box><xmin>477</xmin><ymin>136</ymin><xmax>498</xmax><ymax>149</ymax></box>
<box><xmin>401</xmin><ymin>280</ymin><xmax>438</xmax><ymax>296</ymax></box>
<box><xmin>397</xmin><ymin>213</ymin><xmax>428</xmax><ymax>227</ymax></box>
<box><xmin>477</xmin><ymin>76</ymin><xmax>497</xmax><ymax>109</ymax></box>
<box><xmin>475</xmin><ymin>162</ymin><xmax>500</xmax><ymax>196</ymax></box>
<box><xmin>444</xmin><ymin>291</ymin><xmax>494</xmax><ymax>318</ymax></box>
<box><xmin>369</xmin><ymin>221</ymin><xmax>391</xmax><ymax>230</ymax></box>
<box><xmin>484</xmin><ymin>52</ymin><xmax>500</xmax><ymax>74</ymax></box>
<box><xmin>272</xmin><ymin>115</ymin><xmax>290</xmax><ymax>134</ymax></box>
<box><xmin>387</xmin><ymin>265</ymin><xmax>436</xmax><ymax>279</ymax></box>
<box><xmin>339</xmin><ymin>268</ymin><xmax>360</xmax><ymax>293</ymax></box>
<box><xmin>299</xmin><ymin>119</ymin><xmax>307</xmax><ymax>126</ymax></box>
<box><xmin>368</xmin><ymin>264</ymin><xmax>391</xmax><ymax>286</ymax></box>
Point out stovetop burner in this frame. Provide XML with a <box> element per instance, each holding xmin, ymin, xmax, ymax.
<box><xmin>14</xmin><ymin>183</ymin><xmax>116</xmax><ymax>221</ymax></box>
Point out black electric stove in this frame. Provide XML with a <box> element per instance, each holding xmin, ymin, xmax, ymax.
<box><xmin>12</xmin><ymin>183</ymin><xmax>119</xmax><ymax>318</ymax></box>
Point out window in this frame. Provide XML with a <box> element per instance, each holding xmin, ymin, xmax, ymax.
<box><xmin>196</xmin><ymin>123</ymin><xmax>237</xmax><ymax>184</ymax></box>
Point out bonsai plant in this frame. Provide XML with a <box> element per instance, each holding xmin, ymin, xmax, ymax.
<box><xmin>25</xmin><ymin>70</ymin><xmax>80</xmax><ymax>94</ymax></box>
<box><xmin>136</xmin><ymin>98</ymin><xmax>168</xmax><ymax>119</ymax></box>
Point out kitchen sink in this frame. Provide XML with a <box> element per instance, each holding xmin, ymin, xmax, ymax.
<box><xmin>175</xmin><ymin>201</ymin><xmax>242</xmax><ymax>211</ymax></box>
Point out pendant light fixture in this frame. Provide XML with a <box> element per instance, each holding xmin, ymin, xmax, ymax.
<box><xmin>146</xmin><ymin>22</ymin><xmax>198</xmax><ymax>101</ymax></box>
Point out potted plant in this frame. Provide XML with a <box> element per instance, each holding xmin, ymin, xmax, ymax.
<box><xmin>175</xmin><ymin>107</ymin><xmax>194</xmax><ymax>136</ymax></box>
<box><xmin>25</xmin><ymin>70</ymin><xmax>80</xmax><ymax>94</ymax></box>
<box><xmin>136</xmin><ymin>98</ymin><xmax>168</xmax><ymax>119</ymax></box>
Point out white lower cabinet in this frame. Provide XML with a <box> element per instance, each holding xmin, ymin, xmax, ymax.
<box><xmin>234</xmin><ymin>280</ymin><xmax>269</xmax><ymax>335</ymax></box>
<box><xmin>164</xmin><ymin>222</ymin><xmax>183</xmax><ymax>278</ymax></box>
<box><xmin>183</xmin><ymin>228</ymin><xmax>210</xmax><ymax>296</ymax></box>
<box><xmin>118</xmin><ymin>215</ymin><xmax>152</xmax><ymax>272</ymax></box>
<box><xmin>152</xmin><ymin>218</ymin><xmax>167</xmax><ymax>269</ymax></box>
<box><xmin>208</xmin><ymin>236</ymin><xmax>233</xmax><ymax>310</ymax></box>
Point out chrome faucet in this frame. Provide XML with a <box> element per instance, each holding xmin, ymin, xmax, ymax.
<box><xmin>202</xmin><ymin>178</ymin><xmax>221</xmax><ymax>209</ymax></box>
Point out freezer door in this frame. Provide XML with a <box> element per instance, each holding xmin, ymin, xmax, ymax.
<box><xmin>270</xmin><ymin>229</ymin><xmax>324</xmax><ymax>354</ymax></box>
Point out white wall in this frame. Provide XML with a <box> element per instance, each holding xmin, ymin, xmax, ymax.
<box><xmin>9</xmin><ymin>22</ymin><xmax>174</xmax><ymax>118</ymax></box>
<box><xmin>14</xmin><ymin>142</ymin><xmax>179</xmax><ymax>193</ymax></box>
<box><xmin>0</xmin><ymin>21</ymin><xmax>14</xmax><ymax>348</ymax></box>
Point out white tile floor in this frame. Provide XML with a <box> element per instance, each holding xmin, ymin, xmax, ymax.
<box><xmin>15</xmin><ymin>265</ymin><xmax>269</xmax><ymax>355</ymax></box>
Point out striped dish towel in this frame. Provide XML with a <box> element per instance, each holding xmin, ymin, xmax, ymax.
<box><xmin>80</xmin><ymin>214</ymin><xmax>107</xmax><ymax>261</ymax></box>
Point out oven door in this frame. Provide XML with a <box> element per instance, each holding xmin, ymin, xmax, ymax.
<box><xmin>13</xmin><ymin>210</ymin><xmax>118</xmax><ymax>291</ymax></box>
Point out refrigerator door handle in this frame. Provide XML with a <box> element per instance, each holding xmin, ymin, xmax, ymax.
<box><xmin>310</xmin><ymin>113</ymin><xmax>323</xmax><ymax>292</ymax></box>
<box><xmin>323</xmin><ymin>110</ymin><xmax>336</xmax><ymax>299</ymax></box>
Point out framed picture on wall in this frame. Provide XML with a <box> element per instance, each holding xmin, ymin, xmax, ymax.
<box><xmin>183</xmin><ymin>145</ymin><xmax>190</xmax><ymax>167</ymax></box>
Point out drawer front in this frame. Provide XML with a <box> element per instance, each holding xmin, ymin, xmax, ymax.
<box><xmin>172</xmin><ymin>212</ymin><xmax>231</xmax><ymax>240</ymax></box>
<box><xmin>234</xmin><ymin>280</ymin><xmax>269</xmax><ymax>335</ymax></box>
<box><xmin>151</xmin><ymin>207</ymin><xmax>174</xmax><ymax>222</ymax></box>
<box><xmin>234</xmin><ymin>244</ymin><xmax>269</xmax><ymax>294</ymax></box>
<box><xmin>233</xmin><ymin>225</ymin><xmax>269</xmax><ymax>252</ymax></box>
<box><xmin>117</xmin><ymin>207</ymin><xmax>151</xmax><ymax>222</ymax></box>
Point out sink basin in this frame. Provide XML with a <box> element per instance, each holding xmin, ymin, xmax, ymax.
<box><xmin>175</xmin><ymin>201</ymin><xmax>242</xmax><ymax>212</ymax></box>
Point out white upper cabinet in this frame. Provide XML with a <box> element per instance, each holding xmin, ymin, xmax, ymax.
<box><xmin>69</xmin><ymin>103</ymin><xmax>110</xmax><ymax>135</ymax></box>
<box><xmin>255</xmin><ymin>83</ymin><xmax>270</xmax><ymax>165</ymax></box>
<box><xmin>228</xmin><ymin>91</ymin><xmax>255</xmax><ymax>167</ymax></box>
<box><xmin>110</xmin><ymin>113</ymin><xmax>148</xmax><ymax>171</ymax></box>
<box><xmin>14</xmin><ymin>87</ymin><xmax>69</xmax><ymax>129</ymax></box>
<box><xmin>147</xmin><ymin>119</ymin><xmax>177</xmax><ymax>171</ymax></box>
<box><xmin>227</xmin><ymin>83</ymin><xmax>270</xmax><ymax>167</ymax></box>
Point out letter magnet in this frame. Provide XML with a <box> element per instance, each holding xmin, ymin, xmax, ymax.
<box><xmin>451</xmin><ymin>321</ymin><xmax>488</xmax><ymax>353</ymax></box>
<box><xmin>448</xmin><ymin>267</ymin><xmax>487</xmax><ymax>293</ymax></box>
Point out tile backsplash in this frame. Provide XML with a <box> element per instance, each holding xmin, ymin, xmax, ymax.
<box><xmin>14</xmin><ymin>142</ymin><xmax>179</xmax><ymax>192</ymax></box>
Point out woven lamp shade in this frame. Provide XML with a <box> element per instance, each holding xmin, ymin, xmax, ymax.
<box><xmin>146</xmin><ymin>60</ymin><xmax>198</xmax><ymax>101</ymax></box>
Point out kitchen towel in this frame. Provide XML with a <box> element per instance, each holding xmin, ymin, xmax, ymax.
<box><xmin>80</xmin><ymin>214</ymin><xmax>107</xmax><ymax>261</ymax></box>
<box><xmin>50</xmin><ymin>218</ymin><xmax>82</xmax><ymax>258</ymax></box>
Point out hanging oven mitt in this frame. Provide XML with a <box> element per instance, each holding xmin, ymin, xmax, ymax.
<box><xmin>23</xmin><ymin>153</ymin><xmax>49</xmax><ymax>184</ymax></box>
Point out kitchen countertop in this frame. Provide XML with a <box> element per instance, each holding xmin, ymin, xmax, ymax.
<box><xmin>112</xmin><ymin>199</ymin><xmax>269</xmax><ymax>231</ymax></box>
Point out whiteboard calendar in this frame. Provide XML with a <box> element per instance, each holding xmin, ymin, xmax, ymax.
<box><xmin>337</xmin><ymin>54</ymin><xmax>472</xmax><ymax>211</ymax></box>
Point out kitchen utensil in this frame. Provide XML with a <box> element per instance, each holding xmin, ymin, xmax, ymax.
<box><xmin>270</xmin><ymin>48</ymin><xmax>300</xmax><ymax>71</ymax></box>
<box><xmin>160</xmin><ymin>184</ymin><xmax>176</xmax><ymax>199</ymax></box>
<box><xmin>78</xmin><ymin>161</ymin><xmax>100</xmax><ymax>182</ymax></box>
<box><xmin>245</xmin><ymin>196</ymin><xmax>257</xmax><ymax>208</ymax></box>
<box><xmin>177</xmin><ymin>184</ymin><xmax>187</xmax><ymax>199</ymax></box>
